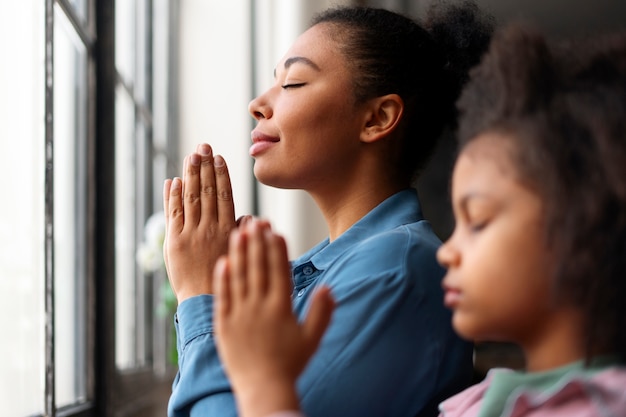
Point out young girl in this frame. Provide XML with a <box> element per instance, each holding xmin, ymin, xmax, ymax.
<box><xmin>163</xmin><ymin>3</ymin><xmax>493</xmax><ymax>417</ymax></box>
<box><xmin>212</xmin><ymin>24</ymin><xmax>626</xmax><ymax>417</ymax></box>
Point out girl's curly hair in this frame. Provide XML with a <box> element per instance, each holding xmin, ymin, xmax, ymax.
<box><xmin>457</xmin><ymin>25</ymin><xmax>626</xmax><ymax>361</ymax></box>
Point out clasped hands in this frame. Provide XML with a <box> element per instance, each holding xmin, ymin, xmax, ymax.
<box><xmin>163</xmin><ymin>143</ymin><xmax>334</xmax><ymax>399</ymax></box>
<box><xmin>163</xmin><ymin>142</ymin><xmax>237</xmax><ymax>302</ymax></box>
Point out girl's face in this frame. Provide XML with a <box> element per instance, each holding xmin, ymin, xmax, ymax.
<box><xmin>437</xmin><ymin>133</ymin><xmax>556</xmax><ymax>345</ymax></box>
<box><xmin>248</xmin><ymin>24</ymin><xmax>370</xmax><ymax>191</ymax></box>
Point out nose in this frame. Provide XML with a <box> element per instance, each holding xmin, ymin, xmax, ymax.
<box><xmin>436</xmin><ymin>236</ymin><xmax>460</xmax><ymax>270</ymax></box>
<box><xmin>248</xmin><ymin>91</ymin><xmax>272</xmax><ymax>120</ymax></box>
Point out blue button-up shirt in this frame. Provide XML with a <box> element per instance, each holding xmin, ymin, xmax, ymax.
<box><xmin>169</xmin><ymin>189</ymin><xmax>473</xmax><ymax>417</ymax></box>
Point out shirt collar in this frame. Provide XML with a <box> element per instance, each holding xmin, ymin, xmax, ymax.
<box><xmin>291</xmin><ymin>188</ymin><xmax>424</xmax><ymax>272</ymax></box>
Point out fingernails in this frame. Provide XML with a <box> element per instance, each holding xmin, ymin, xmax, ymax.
<box><xmin>236</xmin><ymin>215</ymin><xmax>252</xmax><ymax>227</ymax></box>
<box><xmin>171</xmin><ymin>177</ymin><xmax>181</xmax><ymax>190</ymax></box>
<box><xmin>190</xmin><ymin>153</ymin><xmax>201</xmax><ymax>166</ymax></box>
<box><xmin>214</xmin><ymin>155</ymin><xmax>225</xmax><ymax>167</ymax></box>
<box><xmin>199</xmin><ymin>144</ymin><xmax>211</xmax><ymax>156</ymax></box>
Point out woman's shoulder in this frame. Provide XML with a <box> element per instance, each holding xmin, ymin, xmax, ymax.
<box><xmin>352</xmin><ymin>220</ymin><xmax>442</xmax><ymax>263</ymax></box>
<box><xmin>324</xmin><ymin>224</ymin><xmax>445</xmax><ymax>290</ymax></box>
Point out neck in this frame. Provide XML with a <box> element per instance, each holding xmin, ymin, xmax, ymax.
<box><xmin>521</xmin><ymin>307</ymin><xmax>587</xmax><ymax>372</ymax></box>
<box><xmin>309</xmin><ymin>181</ymin><xmax>408</xmax><ymax>241</ymax></box>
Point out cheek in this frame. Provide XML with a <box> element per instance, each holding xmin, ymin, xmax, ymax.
<box><xmin>453</xmin><ymin>280</ymin><xmax>532</xmax><ymax>342</ymax></box>
<box><xmin>293</xmin><ymin>87</ymin><xmax>355</xmax><ymax>124</ymax></box>
<box><xmin>453</xmin><ymin>233</ymin><xmax>552</xmax><ymax>340</ymax></box>
<box><xmin>282</xmin><ymin>99</ymin><xmax>359</xmax><ymax>152</ymax></box>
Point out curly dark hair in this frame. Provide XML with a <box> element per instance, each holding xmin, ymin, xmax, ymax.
<box><xmin>457</xmin><ymin>25</ymin><xmax>626</xmax><ymax>362</ymax></box>
<box><xmin>311</xmin><ymin>2</ymin><xmax>494</xmax><ymax>182</ymax></box>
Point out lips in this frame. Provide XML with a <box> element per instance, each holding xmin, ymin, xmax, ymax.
<box><xmin>249</xmin><ymin>130</ymin><xmax>279</xmax><ymax>157</ymax></box>
<box><xmin>442</xmin><ymin>282</ymin><xmax>461</xmax><ymax>309</ymax></box>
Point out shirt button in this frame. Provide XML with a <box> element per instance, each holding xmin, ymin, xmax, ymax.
<box><xmin>303</xmin><ymin>265</ymin><xmax>314</xmax><ymax>275</ymax></box>
<box><xmin>297</xmin><ymin>289</ymin><xmax>306</xmax><ymax>297</ymax></box>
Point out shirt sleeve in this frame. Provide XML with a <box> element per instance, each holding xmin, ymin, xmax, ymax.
<box><xmin>167</xmin><ymin>294</ymin><xmax>237</xmax><ymax>417</ymax></box>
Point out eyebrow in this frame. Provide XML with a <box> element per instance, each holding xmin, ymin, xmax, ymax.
<box><xmin>458</xmin><ymin>192</ymin><xmax>488</xmax><ymax>211</ymax></box>
<box><xmin>273</xmin><ymin>56</ymin><xmax>321</xmax><ymax>78</ymax></box>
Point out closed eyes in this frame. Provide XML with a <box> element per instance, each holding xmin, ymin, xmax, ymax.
<box><xmin>468</xmin><ymin>221</ymin><xmax>488</xmax><ymax>233</ymax></box>
<box><xmin>281</xmin><ymin>83</ymin><xmax>306</xmax><ymax>89</ymax></box>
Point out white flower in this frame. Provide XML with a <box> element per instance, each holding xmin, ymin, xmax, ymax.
<box><xmin>144</xmin><ymin>211</ymin><xmax>166</xmax><ymax>247</ymax></box>
<box><xmin>137</xmin><ymin>211</ymin><xmax>166</xmax><ymax>273</ymax></box>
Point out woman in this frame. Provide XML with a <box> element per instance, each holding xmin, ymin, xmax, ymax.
<box><xmin>213</xmin><ymin>24</ymin><xmax>626</xmax><ymax>417</ymax></box>
<box><xmin>164</xmin><ymin>3</ymin><xmax>493</xmax><ymax>417</ymax></box>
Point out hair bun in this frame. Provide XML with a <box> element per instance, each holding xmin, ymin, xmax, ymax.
<box><xmin>425</xmin><ymin>0</ymin><xmax>495</xmax><ymax>104</ymax></box>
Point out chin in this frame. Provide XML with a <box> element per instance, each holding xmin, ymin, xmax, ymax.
<box><xmin>453</xmin><ymin>328</ymin><xmax>476</xmax><ymax>342</ymax></box>
<box><xmin>253</xmin><ymin>165</ymin><xmax>301</xmax><ymax>190</ymax></box>
<box><xmin>253</xmin><ymin>164</ymin><xmax>276</xmax><ymax>185</ymax></box>
<box><xmin>453</xmin><ymin>319</ymin><xmax>511</xmax><ymax>344</ymax></box>
<box><xmin>254</xmin><ymin>171</ymin><xmax>297</xmax><ymax>190</ymax></box>
<box><xmin>452</xmin><ymin>316</ymin><xmax>483</xmax><ymax>342</ymax></box>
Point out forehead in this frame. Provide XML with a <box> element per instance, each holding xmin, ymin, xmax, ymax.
<box><xmin>452</xmin><ymin>133</ymin><xmax>520</xmax><ymax>192</ymax></box>
<box><xmin>277</xmin><ymin>24</ymin><xmax>345</xmax><ymax>73</ymax></box>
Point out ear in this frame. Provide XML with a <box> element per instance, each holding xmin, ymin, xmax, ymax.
<box><xmin>360</xmin><ymin>94</ymin><xmax>404</xmax><ymax>144</ymax></box>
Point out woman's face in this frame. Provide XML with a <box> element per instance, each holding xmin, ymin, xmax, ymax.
<box><xmin>436</xmin><ymin>133</ymin><xmax>556</xmax><ymax>345</ymax></box>
<box><xmin>248</xmin><ymin>24</ymin><xmax>369</xmax><ymax>191</ymax></box>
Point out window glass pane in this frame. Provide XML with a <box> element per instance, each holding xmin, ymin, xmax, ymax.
<box><xmin>135</xmin><ymin>122</ymin><xmax>153</xmax><ymax>366</ymax></box>
<box><xmin>115</xmin><ymin>85</ymin><xmax>141</xmax><ymax>369</ymax></box>
<box><xmin>135</xmin><ymin>0</ymin><xmax>149</xmax><ymax>104</ymax></box>
<box><xmin>115</xmin><ymin>0</ymin><xmax>160</xmax><ymax>371</ymax></box>
<box><xmin>0</xmin><ymin>2</ymin><xmax>46</xmax><ymax>416</ymax></box>
<box><xmin>53</xmin><ymin>5</ymin><xmax>89</xmax><ymax>408</ymax></box>
<box><xmin>115</xmin><ymin>92</ymin><xmax>156</xmax><ymax>370</ymax></box>
<box><xmin>116</xmin><ymin>0</ymin><xmax>136</xmax><ymax>87</ymax></box>
<box><xmin>67</xmin><ymin>0</ymin><xmax>89</xmax><ymax>25</ymax></box>
<box><xmin>152</xmin><ymin>0</ymin><xmax>170</xmax><ymax>153</ymax></box>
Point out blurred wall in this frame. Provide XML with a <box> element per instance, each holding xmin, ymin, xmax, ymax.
<box><xmin>178</xmin><ymin>1</ymin><xmax>254</xmax><ymax>221</ymax></box>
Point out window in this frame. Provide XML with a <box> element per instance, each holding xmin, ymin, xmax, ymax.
<box><xmin>0</xmin><ymin>1</ymin><xmax>178</xmax><ymax>415</ymax></box>
<box><xmin>0</xmin><ymin>3</ymin><xmax>46</xmax><ymax>415</ymax></box>
<box><xmin>53</xmin><ymin>1</ymin><xmax>91</xmax><ymax>409</ymax></box>
<box><xmin>1</xmin><ymin>1</ymin><xmax>355</xmax><ymax>415</ymax></box>
<box><xmin>114</xmin><ymin>0</ymin><xmax>179</xmax><ymax>374</ymax></box>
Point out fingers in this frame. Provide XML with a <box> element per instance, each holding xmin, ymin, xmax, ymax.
<box><xmin>214</xmin><ymin>256</ymin><xmax>232</xmax><ymax>319</ymax></box>
<box><xmin>162</xmin><ymin>144</ymin><xmax>238</xmax><ymax>301</ymax></box>
<box><xmin>266</xmin><ymin>230</ymin><xmax>292</xmax><ymax>303</ymax></box>
<box><xmin>183</xmin><ymin>153</ymin><xmax>202</xmax><ymax>226</ymax></box>
<box><xmin>180</xmin><ymin>143</ymin><xmax>235</xmax><ymax>229</ymax></box>
<box><xmin>163</xmin><ymin>178</ymin><xmax>172</xmax><ymax>229</ymax></box>
<box><xmin>197</xmin><ymin>144</ymin><xmax>218</xmax><ymax>221</ymax></box>
<box><xmin>162</xmin><ymin>179</ymin><xmax>173</xmax><ymax>279</ymax></box>
<box><xmin>166</xmin><ymin>177</ymin><xmax>184</xmax><ymax>234</ymax></box>
<box><xmin>236</xmin><ymin>215</ymin><xmax>254</xmax><ymax>228</ymax></box>
<box><xmin>302</xmin><ymin>287</ymin><xmax>335</xmax><ymax>352</ymax></box>
<box><xmin>213</xmin><ymin>155</ymin><xmax>236</xmax><ymax>225</ymax></box>
<box><xmin>217</xmin><ymin>219</ymin><xmax>330</xmax><ymax>377</ymax></box>
<box><xmin>228</xmin><ymin>228</ymin><xmax>248</xmax><ymax>301</ymax></box>
<box><xmin>226</xmin><ymin>220</ymin><xmax>285</xmax><ymax>302</ymax></box>
<box><xmin>247</xmin><ymin>222</ymin><xmax>270</xmax><ymax>297</ymax></box>
<box><xmin>195</xmin><ymin>144</ymin><xmax>235</xmax><ymax>226</ymax></box>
